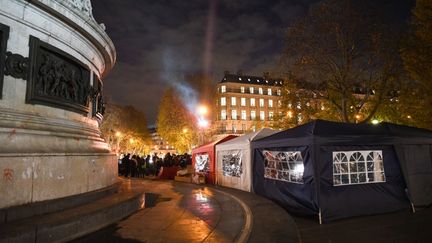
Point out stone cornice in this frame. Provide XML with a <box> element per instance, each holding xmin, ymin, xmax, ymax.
<box><xmin>0</xmin><ymin>107</ymin><xmax>110</xmax><ymax>153</ymax></box>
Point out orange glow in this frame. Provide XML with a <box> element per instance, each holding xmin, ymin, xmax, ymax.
<box><xmin>197</xmin><ymin>105</ymin><xmax>208</xmax><ymax>116</ymax></box>
<box><xmin>115</xmin><ymin>131</ymin><xmax>121</xmax><ymax>137</ymax></box>
<box><xmin>287</xmin><ymin>111</ymin><xmax>293</xmax><ymax>118</ymax></box>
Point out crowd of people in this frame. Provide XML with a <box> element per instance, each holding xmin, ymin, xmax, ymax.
<box><xmin>118</xmin><ymin>152</ymin><xmax>192</xmax><ymax>178</ymax></box>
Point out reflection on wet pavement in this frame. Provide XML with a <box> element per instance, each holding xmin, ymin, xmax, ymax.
<box><xmin>76</xmin><ymin>180</ymin><xmax>245</xmax><ymax>243</ymax></box>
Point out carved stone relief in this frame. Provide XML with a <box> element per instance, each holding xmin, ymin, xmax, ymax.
<box><xmin>69</xmin><ymin>0</ymin><xmax>94</xmax><ymax>19</ymax></box>
<box><xmin>0</xmin><ymin>23</ymin><xmax>10</xmax><ymax>99</ymax></box>
<box><xmin>91</xmin><ymin>75</ymin><xmax>105</xmax><ymax>117</ymax></box>
<box><xmin>27</xmin><ymin>36</ymin><xmax>91</xmax><ymax>115</ymax></box>
<box><xmin>5</xmin><ymin>52</ymin><xmax>29</xmax><ymax>80</ymax></box>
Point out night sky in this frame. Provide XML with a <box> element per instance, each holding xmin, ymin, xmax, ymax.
<box><xmin>91</xmin><ymin>0</ymin><xmax>413</xmax><ymax>125</ymax></box>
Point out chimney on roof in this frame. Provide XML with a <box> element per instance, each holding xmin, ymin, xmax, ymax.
<box><xmin>237</xmin><ymin>69</ymin><xmax>243</xmax><ymax>75</ymax></box>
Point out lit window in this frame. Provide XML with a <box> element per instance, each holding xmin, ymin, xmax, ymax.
<box><xmin>231</xmin><ymin>97</ymin><xmax>236</xmax><ymax>106</ymax></box>
<box><xmin>239</xmin><ymin>77</ymin><xmax>242</xmax><ymax>81</ymax></box>
<box><xmin>241</xmin><ymin>97</ymin><xmax>246</xmax><ymax>106</ymax></box>
<box><xmin>221</xmin><ymin>97</ymin><xmax>226</xmax><ymax>106</ymax></box>
<box><xmin>251</xmin><ymin>110</ymin><xmax>256</xmax><ymax>120</ymax></box>
<box><xmin>250</xmin><ymin>98</ymin><xmax>256</xmax><ymax>107</ymax></box>
<box><xmin>266</xmin><ymin>80</ymin><xmax>269</xmax><ymax>83</ymax></box>
<box><xmin>263</xmin><ymin>150</ymin><xmax>304</xmax><ymax>184</ymax></box>
<box><xmin>240</xmin><ymin>86</ymin><xmax>245</xmax><ymax>93</ymax></box>
<box><xmin>221</xmin><ymin>85</ymin><xmax>226</xmax><ymax>93</ymax></box>
<box><xmin>231</xmin><ymin>110</ymin><xmax>237</xmax><ymax>120</ymax></box>
<box><xmin>268</xmin><ymin>88</ymin><xmax>272</xmax><ymax>95</ymax></box>
<box><xmin>221</xmin><ymin>110</ymin><xmax>227</xmax><ymax>120</ymax></box>
<box><xmin>268</xmin><ymin>99</ymin><xmax>273</xmax><ymax>108</ymax></box>
<box><xmin>250</xmin><ymin>87</ymin><xmax>254</xmax><ymax>94</ymax></box>
<box><xmin>241</xmin><ymin>110</ymin><xmax>247</xmax><ymax>120</ymax></box>
<box><xmin>269</xmin><ymin>111</ymin><xmax>274</xmax><ymax>120</ymax></box>
<box><xmin>248</xmin><ymin>78</ymin><xmax>251</xmax><ymax>82</ymax></box>
<box><xmin>277</xmin><ymin>89</ymin><xmax>281</xmax><ymax>96</ymax></box>
<box><xmin>257</xmin><ymin>79</ymin><xmax>260</xmax><ymax>83</ymax></box>
<box><xmin>333</xmin><ymin>151</ymin><xmax>385</xmax><ymax>186</ymax></box>
<box><xmin>280</xmin><ymin>81</ymin><xmax>283</xmax><ymax>85</ymax></box>
<box><xmin>260</xmin><ymin>111</ymin><xmax>265</xmax><ymax>121</ymax></box>
<box><xmin>259</xmin><ymin>88</ymin><xmax>263</xmax><ymax>94</ymax></box>
<box><xmin>278</xmin><ymin>100</ymin><xmax>282</xmax><ymax>107</ymax></box>
<box><xmin>259</xmin><ymin>98</ymin><xmax>264</xmax><ymax>107</ymax></box>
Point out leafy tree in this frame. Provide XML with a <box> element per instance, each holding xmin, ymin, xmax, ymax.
<box><xmin>100</xmin><ymin>104</ymin><xmax>151</xmax><ymax>155</ymax></box>
<box><xmin>401</xmin><ymin>0</ymin><xmax>432</xmax><ymax>129</ymax></box>
<box><xmin>281</xmin><ymin>0</ymin><xmax>402</xmax><ymax>124</ymax></box>
<box><xmin>156</xmin><ymin>88</ymin><xmax>198</xmax><ymax>153</ymax></box>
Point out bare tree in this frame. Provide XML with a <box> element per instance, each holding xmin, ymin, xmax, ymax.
<box><xmin>281</xmin><ymin>0</ymin><xmax>402</xmax><ymax>123</ymax></box>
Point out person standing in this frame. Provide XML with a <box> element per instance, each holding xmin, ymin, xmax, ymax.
<box><xmin>122</xmin><ymin>153</ymin><xmax>131</xmax><ymax>177</ymax></box>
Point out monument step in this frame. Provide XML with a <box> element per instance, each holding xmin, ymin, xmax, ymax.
<box><xmin>1</xmin><ymin>181</ymin><xmax>122</xmax><ymax>224</ymax></box>
<box><xmin>0</xmin><ymin>180</ymin><xmax>145</xmax><ymax>243</ymax></box>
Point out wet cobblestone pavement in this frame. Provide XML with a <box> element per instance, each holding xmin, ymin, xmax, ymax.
<box><xmin>74</xmin><ymin>179</ymin><xmax>246</xmax><ymax>243</ymax></box>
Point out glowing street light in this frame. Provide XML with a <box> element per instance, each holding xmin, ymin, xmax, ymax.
<box><xmin>198</xmin><ymin>118</ymin><xmax>209</xmax><ymax>128</ymax></box>
<box><xmin>371</xmin><ymin>119</ymin><xmax>380</xmax><ymax>125</ymax></box>
<box><xmin>197</xmin><ymin>105</ymin><xmax>208</xmax><ymax>116</ymax></box>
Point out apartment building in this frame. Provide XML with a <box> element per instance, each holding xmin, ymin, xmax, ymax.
<box><xmin>148</xmin><ymin>126</ymin><xmax>177</xmax><ymax>157</ymax></box>
<box><xmin>213</xmin><ymin>73</ymin><xmax>283</xmax><ymax>135</ymax></box>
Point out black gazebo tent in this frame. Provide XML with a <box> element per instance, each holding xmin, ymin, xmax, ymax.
<box><xmin>251</xmin><ymin>120</ymin><xmax>432</xmax><ymax>222</ymax></box>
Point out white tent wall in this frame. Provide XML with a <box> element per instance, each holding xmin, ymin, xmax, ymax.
<box><xmin>215</xmin><ymin>128</ymin><xmax>279</xmax><ymax>192</ymax></box>
<box><xmin>216</xmin><ymin>145</ymin><xmax>251</xmax><ymax>192</ymax></box>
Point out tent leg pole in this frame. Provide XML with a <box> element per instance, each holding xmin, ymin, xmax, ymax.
<box><xmin>411</xmin><ymin>203</ymin><xmax>416</xmax><ymax>213</ymax></box>
<box><xmin>318</xmin><ymin>208</ymin><xmax>322</xmax><ymax>225</ymax></box>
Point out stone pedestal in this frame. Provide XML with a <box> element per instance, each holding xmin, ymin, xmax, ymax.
<box><xmin>0</xmin><ymin>0</ymin><xmax>117</xmax><ymax>208</ymax></box>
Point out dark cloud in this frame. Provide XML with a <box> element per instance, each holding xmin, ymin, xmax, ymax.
<box><xmin>91</xmin><ymin>0</ymin><xmax>305</xmax><ymax>125</ymax></box>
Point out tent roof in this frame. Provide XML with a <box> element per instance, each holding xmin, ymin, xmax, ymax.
<box><xmin>218</xmin><ymin>128</ymin><xmax>279</xmax><ymax>147</ymax></box>
<box><xmin>192</xmin><ymin>135</ymin><xmax>237</xmax><ymax>154</ymax></box>
<box><xmin>258</xmin><ymin>119</ymin><xmax>432</xmax><ymax>142</ymax></box>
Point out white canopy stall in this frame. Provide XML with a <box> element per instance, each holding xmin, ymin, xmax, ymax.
<box><xmin>215</xmin><ymin>128</ymin><xmax>278</xmax><ymax>192</ymax></box>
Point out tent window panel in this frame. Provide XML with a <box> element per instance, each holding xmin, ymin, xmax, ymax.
<box><xmin>358</xmin><ymin>162</ymin><xmax>366</xmax><ymax>172</ymax></box>
<box><xmin>221</xmin><ymin>150</ymin><xmax>243</xmax><ymax>178</ymax></box>
<box><xmin>333</xmin><ymin>164</ymin><xmax>341</xmax><ymax>174</ymax></box>
<box><xmin>359</xmin><ymin>173</ymin><xmax>367</xmax><ymax>183</ymax></box>
<box><xmin>334</xmin><ymin>175</ymin><xmax>341</xmax><ymax>185</ymax></box>
<box><xmin>263</xmin><ymin>150</ymin><xmax>304</xmax><ymax>184</ymax></box>
<box><xmin>333</xmin><ymin>150</ymin><xmax>386</xmax><ymax>186</ymax></box>
<box><xmin>341</xmin><ymin>174</ymin><xmax>349</xmax><ymax>184</ymax></box>
<box><xmin>195</xmin><ymin>153</ymin><xmax>210</xmax><ymax>173</ymax></box>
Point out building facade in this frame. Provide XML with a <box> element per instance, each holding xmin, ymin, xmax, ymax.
<box><xmin>213</xmin><ymin>73</ymin><xmax>283</xmax><ymax>135</ymax></box>
<box><xmin>149</xmin><ymin>127</ymin><xmax>177</xmax><ymax>157</ymax></box>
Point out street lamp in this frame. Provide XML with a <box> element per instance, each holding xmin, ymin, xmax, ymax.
<box><xmin>196</xmin><ymin>104</ymin><xmax>210</xmax><ymax>145</ymax></box>
<box><xmin>198</xmin><ymin>118</ymin><xmax>209</xmax><ymax>128</ymax></box>
<box><xmin>197</xmin><ymin>105</ymin><xmax>208</xmax><ymax>116</ymax></box>
<box><xmin>371</xmin><ymin>119</ymin><xmax>379</xmax><ymax>125</ymax></box>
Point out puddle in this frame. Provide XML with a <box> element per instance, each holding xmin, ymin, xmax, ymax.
<box><xmin>145</xmin><ymin>193</ymin><xmax>171</xmax><ymax>208</ymax></box>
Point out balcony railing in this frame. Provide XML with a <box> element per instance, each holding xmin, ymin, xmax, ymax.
<box><xmin>221</xmin><ymin>88</ymin><xmax>281</xmax><ymax>96</ymax></box>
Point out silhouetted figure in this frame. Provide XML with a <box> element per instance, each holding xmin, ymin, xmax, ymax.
<box><xmin>122</xmin><ymin>153</ymin><xmax>131</xmax><ymax>177</ymax></box>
